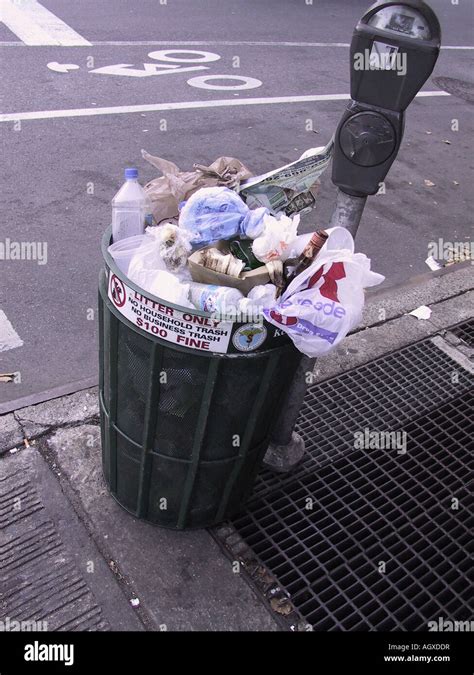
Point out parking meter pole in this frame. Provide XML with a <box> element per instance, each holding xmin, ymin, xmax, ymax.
<box><xmin>329</xmin><ymin>190</ymin><xmax>367</xmax><ymax>236</ymax></box>
<box><xmin>264</xmin><ymin>355</ymin><xmax>314</xmax><ymax>472</ymax></box>
<box><xmin>263</xmin><ymin>192</ymin><xmax>366</xmax><ymax>473</ymax></box>
<box><xmin>265</xmin><ymin>0</ymin><xmax>441</xmax><ymax>473</ymax></box>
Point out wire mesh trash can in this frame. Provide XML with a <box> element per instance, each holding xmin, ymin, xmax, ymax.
<box><xmin>99</xmin><ymin>227</ymin><xmax>302</xmax><ymax>529</ymax></box>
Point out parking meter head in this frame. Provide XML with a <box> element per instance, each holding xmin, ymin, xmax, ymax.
<box><xmin>351</xmin><ymin>0</ymin><xmax>441</xmax><ymax>112</ymax></box>
<box><xmin>332</xmin><ymin>0</ymin><xmax>441</xmax><ymax>197</ymax></box>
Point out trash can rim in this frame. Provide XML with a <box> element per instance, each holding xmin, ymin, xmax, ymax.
<box><xmin>102</xmin><ymin>225</ymin><xmax>220</xmax><ymax>320</ymax></box>
<box><xmin>99</xmin><ymin>267</ymin><xmax>292</xmax><ymax>359</ymax></box>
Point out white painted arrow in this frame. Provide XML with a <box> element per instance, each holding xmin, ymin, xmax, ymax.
<box><xmin>90</xmin><ymin>63</ymin><xmax>208</xmax><ymax>78</ymax></box>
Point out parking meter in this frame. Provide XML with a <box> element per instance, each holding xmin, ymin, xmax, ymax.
<box><xmin>332</xmin><ymin>0</ymin><xmax>441</xmax><ymax>197</ymax></box>
<box><xmin>267</xmin><ymin>1</ymin><xmax>442</xmax><ymax>473</ymax></box>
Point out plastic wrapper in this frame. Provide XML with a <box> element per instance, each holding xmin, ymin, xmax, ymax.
<box><xmin>179</xmin><ymin>186</ymin><xmax>268</xmax><ymax>245</ymax></box>
<box><xmin>263</xmin><ymin>227</ymin><xmax>385</xmax><ymax>357</ymax></box>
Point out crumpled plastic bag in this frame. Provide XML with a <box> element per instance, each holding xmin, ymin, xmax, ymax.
<box><xmin>263</xmin><ymin>227</ymin><xmax>385</xmax><ymax>357</ymax></box>
<box><xmin>142</xmin><ymin>150</ymin><xmax>253</xmax><ymax>225</ymax></box>
<box><xmin>238</xmin><ymin>284</ymin><xmax>278</xmax><ymax>317</ymax></box>
<box><xmin>252</xmin><ymin>213</ymin><xmax>300</xmax><ymax>263</ymax></box>
<box><xmin>179</xmin><ymin>186</ymin><xmax>268</xmax><ymax>245</ymax></box>
<box><xmin>147</xmin><ymin>270</ymin><xmax>193</xmax><ymax>308</ymax></box>
<box><xmin>127</xmin><ymin>224</ymin><xmax>192</xmax><ymax>288</ymax></box>
<box><xmin>145</xmin><ymin>224</ymin><xmax>193</xmax><ymax>271</ymax></box>
<box><xmin>126</xmin><ymin>234</ymin><xmax>167</xmax><ymax>289</ymax></box>
<box><xmin>126</xmin><ymin>226</ymin><xmax>193</xmax><ymax>305</ymax></box>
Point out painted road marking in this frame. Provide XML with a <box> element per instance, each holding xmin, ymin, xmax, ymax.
<box><xmin>90</xmin><ymin>63</ymin><xmax>208</xmax><ymax>77</ymax></box>
<box><xmin>0</xmin><ymin>0</ymin><xmax>90</xmax><ymax>46</ymax></box>
<box><xmin>0</xmin><ymin>40</ymin><xmax>471</xmax><ymax>49</ymax></box>
<box><xmin>0</xmin><ymin>309</ymin><xmax>23</xmax><ymax>353</ymax></box>
<box><xmin>0</xmin><ymin>91</ymin><xmax>450</xmax><ymax>124</ymax></box>
<box><xmin>186</xmin><ymin>74</ymin><xmax>262</xmax><ymax>90</ymax></box>
<box><xmin>47</xmin><ymin>61</ymin><xmax>80</xmax><ymax>73</ymax></box>
<box><xmin>147</xmin><ymin>49</ymin><xmax>221</xmax><ymax>62</ymax></box>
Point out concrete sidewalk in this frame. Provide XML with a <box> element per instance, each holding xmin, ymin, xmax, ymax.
<box><xmin>0</xmin><ymin>264</ymin><xmax>472</xmax><ymax>632</ymax></box>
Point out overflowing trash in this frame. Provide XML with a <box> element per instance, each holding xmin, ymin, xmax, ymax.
<box><xmin>108</xmin><ymin>145</ymin><xmax>384</xmax><ymax>357</ymax></box>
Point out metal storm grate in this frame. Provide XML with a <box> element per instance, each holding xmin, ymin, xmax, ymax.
<box><xmin>251</xmin><ymin>339</ymin><xmax>473</xmax><ymax>501</ymax></box>
<box><xmin>232</xmin><ymin>394</ymin><xmax>473</xmax><ymax>630</ymax></box>
<box><xmin>450</xmin><ymin>318</ymin><xmax>474</xmax><ymax>348</ymax></box>
<box><xmin>228</xmin><ymin>339</ymin><xmax>474</xmax><ymax>630</ymax></box>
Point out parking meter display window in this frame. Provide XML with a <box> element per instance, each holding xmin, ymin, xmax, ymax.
<box><xmin>367</xmin><ymin>5</ymin><xmax>431</xmax><ymax>40</ymax></box>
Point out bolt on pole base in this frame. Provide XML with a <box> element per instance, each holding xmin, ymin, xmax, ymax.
<box><xmin>263</xmin><ymin>432</ymin><xmax>305</xmax><ymax>474</ymax></box>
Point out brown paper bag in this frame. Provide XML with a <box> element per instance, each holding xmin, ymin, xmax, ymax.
<box><xmin>141</xmin><ymin>150</ymin><xmax>253</xmax><ymax>225</ymax></box>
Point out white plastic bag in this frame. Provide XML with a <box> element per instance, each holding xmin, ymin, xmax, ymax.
<box><xmin>252</xmin><ymin>213</ymin><xmax>300</xmax><ymax>263</ymax></box>
<box><xmin>263</xmin><ymin>227</ymin><xmax>384</xmax><ymax>357</ymax></box>
<box><xmin>145</xmin><ymin>224</ymin><xmax>193</xmax><ymax>271</ymax></box>
<box><xmin>126</xmin><ymin>228</ymin><xmax>193</xmax><ymax>307</ymax></box>
<box><xmin>148</xmin><ymin>270</ymin><xmax>193</xmax><ymax>308</ymax></box>
<box><xmin>238</xmin><ymin>284</ymin><xmax>278</xmax><ymax>318</ymax></box>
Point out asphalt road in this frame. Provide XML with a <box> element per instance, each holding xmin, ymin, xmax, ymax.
<box><xmin>0</xmin><ymin>0</ymin><xmax>473</xmax><ymax>406</ymax></box>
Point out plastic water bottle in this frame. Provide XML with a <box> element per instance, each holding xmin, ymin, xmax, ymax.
<box><xmin>189</xmin><ymin>282</ymin><xmax>244</xmax><ymax>315</ymax></box>
<box><xmin>112</xmin><ymin>168</ymin><xmax>153</xmax><ymax>242</ymax></box>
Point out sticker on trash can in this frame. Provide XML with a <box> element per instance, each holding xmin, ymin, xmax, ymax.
<box><xmin>108</xmin><ymin>274</ymin><xmax>233</xmax><ymax>353</ymax></box>
<box><xmin>232</xmin><ymin>323</ymin><xmax>268</xmax><ymax>352</ymax></box>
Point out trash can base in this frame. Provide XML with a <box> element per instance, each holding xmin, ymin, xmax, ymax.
<box><xmin>262</xmin><ymin>432</ymin><xmax>305</xmax><ymax>474</ymax></box>
<box><xmin>103</xmin><ymin>469</ymin><xmax>249</xmax><ymax>530</ymax></box>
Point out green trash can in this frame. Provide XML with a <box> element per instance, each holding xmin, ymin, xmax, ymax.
<box><xmin>99</xmin><ymin>227</ymin><xmax>302</xmax><ymax>529</ymax></box>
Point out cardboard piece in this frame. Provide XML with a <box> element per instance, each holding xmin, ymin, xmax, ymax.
<box><xmin>188</xmin><ymin>241</ymin><xmax>270</xmax><ymax>295</ymax></box>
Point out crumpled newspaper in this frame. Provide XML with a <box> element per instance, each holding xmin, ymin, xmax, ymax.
<box><xmin>141</xmin><ymin>150</ymin><xmax>253</xmax><ymax>225</ymax></box>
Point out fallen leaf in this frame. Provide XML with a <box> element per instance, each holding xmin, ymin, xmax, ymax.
<box><xmin>270</xmin><ymin>597</ymin><xmax>293</xmax><ymax>615</ymax></box>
